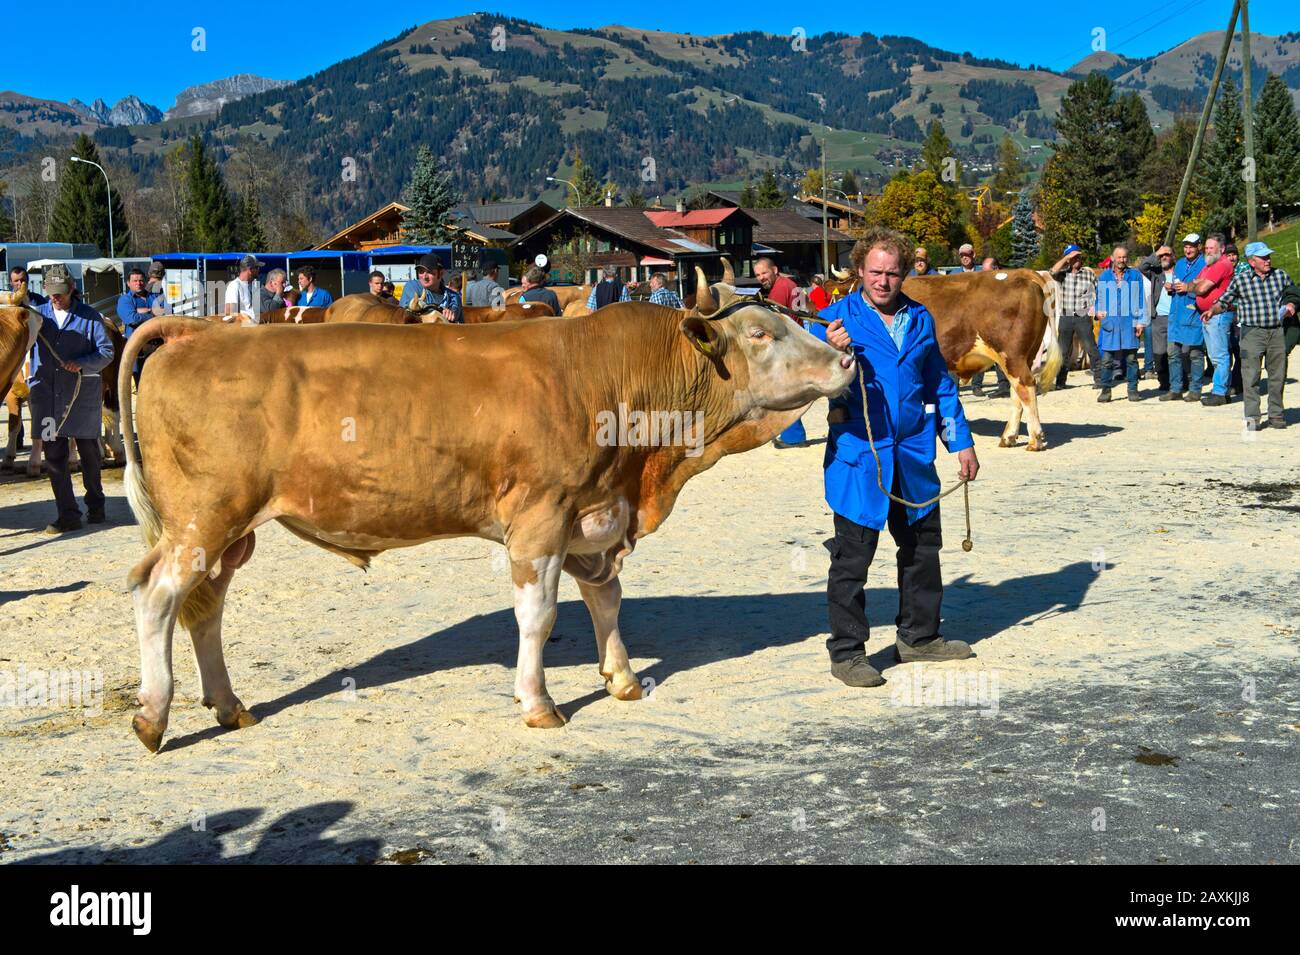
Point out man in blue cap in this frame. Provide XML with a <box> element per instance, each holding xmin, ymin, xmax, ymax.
<box><xmin>1165</xmin><ymin>234</ymin><xmax>1206</xmax><ymax>401</ymax></box>
<box><xmin>1203</xmin><ymin>241</ymin><xmax>1295</xmax><ymax>429</ymax></box>
<box><xmin>1050</xmin><ymin>244</ymin><xmax>1102</xmax><ymax>390</ymax></box>
<box><xmin>811</xmin><ymin>227</ymin><xmax>979</xmax><ymax>688</ymax></box>
<box><xmin>1093</xmin><ymin>246</ymin><xmax>1147</xmax><ymax>402</ymax></box>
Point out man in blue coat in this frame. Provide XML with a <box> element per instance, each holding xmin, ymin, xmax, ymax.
<box><xmin>27</xmin><ymin>264</ymin><xmax>116</xmax><ymax>533</ymax></box>
<box><xmin>1166</xmin><ymin>233</ymin><xmax>1206</xmax><ymax>401</ymax></box>
<box><xmin>1093</xmin><ymin>245</ymin><xmax>1148</xmax><ymax>403</ymax></box>
<box><xmin>811</xmin><ymin>228</ymin><xmax>980</xmax><ymax>688</ymax></box>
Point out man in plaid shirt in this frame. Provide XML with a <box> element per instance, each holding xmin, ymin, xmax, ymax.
<box><xmin>1050</xmin><ymin>245</ymin><xmax>1101</xmax><ymax>389</ymax></box>
<box><xmin>646</xmin><ymin>272</ymin><xmax>684</xmax><ymax>309</ymax></box>
<box><xmin>1204</xmin><ymin>241</ymin><xmax>1297</xmax><ymax>429</ymax></box>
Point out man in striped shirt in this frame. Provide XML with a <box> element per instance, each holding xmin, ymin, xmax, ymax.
<box><xmin>1204</xmin><ymin>241</ymin><xmax>1296</xmax><ymax>429</ymax></box>
<box><xmin>1051</xmin><ymin>245</ymin><xmax>1101</xmax><ymax>390</ymax></box>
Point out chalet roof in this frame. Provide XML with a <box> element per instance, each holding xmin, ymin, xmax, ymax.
<box><xmin>747</xmin><ymin>208</ymin><xmax>855</xmax><ymax>244</ymax></box>
<box><xmin>513</xmin><ymin>207</ymin><xmax>717</xmax><ymax>258</ymax></box>
<box><xmin>644</xmin><ymin>207</ymin><xmax>756</xmax><ymax>228</ymax></box>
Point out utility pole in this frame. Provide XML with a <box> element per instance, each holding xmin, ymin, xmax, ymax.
<box><xmin>821</xmin><ymin>132</ymin><xmax>829</xmax><ymax>275</ymax></box>
<box><xmin>1163</xmin><ymin>0</ymin><xmax>1241</xmax><ymax>250</ymax></box>
<box><xmin>1241</xmin><ymin>0</ymin><xmax>1257</xmax><ymax>241</ymax></box>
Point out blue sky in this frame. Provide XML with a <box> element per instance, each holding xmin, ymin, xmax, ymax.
<box><xmin>3</xmin><ymin>2</ymin><xmax>1296</xmax><ymax>108</ymax></box>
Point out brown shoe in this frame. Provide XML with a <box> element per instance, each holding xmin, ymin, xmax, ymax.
<box><xmin>895</xmin><ymin>637</ymin><xmax>973</xmax><ymax>663</ymax></box>
<box><xmin>831</xmin><ymin>655</ymin><xmax>886</xmax><ymax>688</ymax></box>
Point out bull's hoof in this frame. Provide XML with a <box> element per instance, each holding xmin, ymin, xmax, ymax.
<box><xmin>604</xmin><ymin>675</ymin><xmax>644</xmax><ymax>701</ymax></box>
<box><xmin>208</xmin><ymin>700</ymin><xmax>259</xmax><ymax>730</ymax></box>
<box><xmin>1027</xmin><ymin>434</ymin><xmax>1047</xmax><ymax>452</ymax></box>
<box><xmin>132</xmin><ymin>713</ymin><xmax>166</xmax><ymax>753</ymax></box>
<box><xmin>998</xmin><ymin>435</ymin><xmax>1018</xmax><ymax>448</ymax></box>
<box><xmin>522</xmin><ymin>705</ymin><xmax>568</xmax><ymax>729</ymax></box>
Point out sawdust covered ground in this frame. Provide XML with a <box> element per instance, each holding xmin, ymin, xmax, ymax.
<box><xmin>1</xmin><ymin>371</ymin><xmax>1297</xmax><ymax>863</ymax></box>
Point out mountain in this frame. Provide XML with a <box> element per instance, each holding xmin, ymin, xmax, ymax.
<box><xmin>165</xmin><ymin>74</ymin><xmax>293</xmax><ymax>120</ymax></box>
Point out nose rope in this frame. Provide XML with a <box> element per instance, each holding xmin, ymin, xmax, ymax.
<box><xmin>759</xmin><ymin>298</ymin><xmax>974</xmax><ymax>552</ymax></box>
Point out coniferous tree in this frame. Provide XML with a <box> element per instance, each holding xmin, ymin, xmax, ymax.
<box><xmin>921</xmin><ymin>120</ymin><xmax>959</xmax><ymax>185</ymax></box>
<box><xmin>568</xmin><ymin>152</ymin><xmax>603</xmax><ymax>207</ymax></box>
<box><xmin>738</xmin><ymin>180</ymin><xmax>756</xmax><ymax>208</ymax></box>
<box><xmin>1044</xmin><ymin>74</ymin><xmax>1136</xmax><ymax>251</ymax></box>
<box><xmin>840</xmin><ymin>170</ymin><xmax>859</xmax><ymax>197</ymax></box>
<box><xmin>1253</xmin><ymin>73</ymin><xmax>1300</xmax><ymax>221</ymax></box>
<box><xmin>50</xmin><ymin>134</ymin><xmax>131</xmax><ymax>255</ymax></box>
<box><xmin>402</xmin><ymin>145</ymin><xmax>460</xmax><ymax>242</ymax></box>
<box><xmin>1204</xmin><ymin>78</ymin><xmax>1245</xmax><ymax>239</ymax></box>
<box><xmin>990</xmin><ymin>134</ymin><xmax>1026</xmax><ymax>200</ymax></box>
<box><xmin>181</xmin><ymin>135</ymin><xmax>238</xmax><ymax>252</ymax></box>
<box><xmin>235</xmin><ymin>192</ymin><xmax>267</xmax><ymax>252</ymax></box>
<box><xmin>755</xmin><ymin>169</ymin><xmax>784</xmax><ymax>208</ymax></box>
<box><xmin>1009</xmin><ymin>192</ymin><xmax>1038</xmax><ymax>267</ymax></box>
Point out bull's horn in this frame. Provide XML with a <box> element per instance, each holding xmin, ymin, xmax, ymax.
<box><xmin>695</xmin><ymin>266</ymin><xmax>718</xmax><ymax>315</ymax></box>
<box><xmin>721</xmin><ymin>256</ymin><xmax>735</xmax><ymax>285</ymax></box>
<box><xmin>831</xmin><ymin>266</ymin><xmax>850</xmax><ymax>280</ymax></box>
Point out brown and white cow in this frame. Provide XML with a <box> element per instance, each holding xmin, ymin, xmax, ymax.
<box><xmin>116</xmin><ymin>277</ymin><xmax>855</xmax><ymax>752</ymax></box>
<box><xmin>818</xmin><ymin>269</ymin><xmax>1062</xmax><ymax>450</ymax></box>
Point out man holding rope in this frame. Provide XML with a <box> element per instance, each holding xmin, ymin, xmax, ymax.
<box><xmin>27</xmin><ymin>264</ymin><xmax>115</xmax><ymax>534</ymax></box>
<box><xmin>811</xmin><ymin>228</ymin><xmax>979</xmax><ymax>688</ymax></box>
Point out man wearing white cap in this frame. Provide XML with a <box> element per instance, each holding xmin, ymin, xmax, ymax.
<box><xmin>1203</xmin><ymin>241</ymin><xmax>1295</xmax><ymax>429</ymax></box>
<box><xmin>953</xmin><ymin>243</ymin><xmax>977</xmax><ymax>273</ymax></box>
<box><xmin>1165</xmin><ymin>234</ymin><xmax>1205</xmax><ymax>402</ymax></box>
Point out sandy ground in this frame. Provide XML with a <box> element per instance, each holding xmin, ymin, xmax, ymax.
<box><xmin>1</xmin><ymin>370</ymin><xmax>1297</xmax><ymax>864</ymax></box>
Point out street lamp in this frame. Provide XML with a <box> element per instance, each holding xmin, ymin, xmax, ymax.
<box><xmin>69</xmin><ymin>155</ymin><xmax>114</xmax><ymax>258</ymax></box>
<box><xmin>546</xmin><ymin>175</ymin><xmax>577</xmax><ymax>198</ymax></box>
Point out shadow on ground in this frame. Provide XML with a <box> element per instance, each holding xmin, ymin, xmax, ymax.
<box><xmin>160</xmin><ymin>560</ymin><xmax>1101</xmax><ymax>751</ymax></box>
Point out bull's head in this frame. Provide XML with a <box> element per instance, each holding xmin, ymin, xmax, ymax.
<box><xmin>683</xmin><ymin>266</ymin><xmax>854</xmax><ymax>411</ymax></box>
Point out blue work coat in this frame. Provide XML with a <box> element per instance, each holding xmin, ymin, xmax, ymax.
<box><xmin>811</xmin><ymin>291</ymin><xmax>973</xmax><ymax>530</ymax></box>
<box><xmin>298</xmin><ymin>286</ymin><xmax>334</xmax><ymax>308</ymax></box>
<box><xmin>27</xmin><ymin>300</ymin><xmax>115</xmax><ymax>440</ymax></box>
<box><xmin>1094</xmin><ymin>267</ymin><xmax>1148</xmax><ymax>351</ymax></box>
<box><xmin>1169</xmin><ymin>255</ymin><xmax>1205</xmax><ymax>346</ymax></box>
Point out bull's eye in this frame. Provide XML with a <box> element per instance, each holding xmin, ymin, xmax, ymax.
<box><xmin>748</xmin><ymin>327</ymin><xmax>769</xmax><ymax>341</ymax></box>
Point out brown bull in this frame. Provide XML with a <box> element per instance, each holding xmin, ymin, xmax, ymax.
<box><xmin>818</xmin><ymin>269</ymin><xmax>1062</xmax><ymax>450</ymax></box>
<box><xmin>505</xmin><ymin>283</ymin><xmax>592</xmax><ymax>316</ymax></box>
<box><xmin>116</xmin><ymin>279</ymin><xmax>855</xmax><ymax>752</ymax></box>
<box><xmin>462</xmin><ymin>301</ymin><xmax>556</xmax><ymax>323</ymax></box>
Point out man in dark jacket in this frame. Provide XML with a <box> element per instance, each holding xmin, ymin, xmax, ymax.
<box><xmin>585</xmin><ymin>265</ymin><xmax>631</xmax><ymax>311</ymax></box>
<box><xmin>28</xmin><ymin>265</ymin><xmax>115</xmax><ymax>533</ymax></box>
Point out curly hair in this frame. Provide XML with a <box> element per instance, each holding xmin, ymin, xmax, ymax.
<box><xmin>849</xmin><ymin>227</ymin><xmax>912</xmax><ymax>274</ymax></box>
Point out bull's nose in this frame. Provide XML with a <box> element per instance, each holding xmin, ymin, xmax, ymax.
<box><xmin>839</xmin><ymin>354</ymin><xmax>854</xmax><ymax>370</ymax></box>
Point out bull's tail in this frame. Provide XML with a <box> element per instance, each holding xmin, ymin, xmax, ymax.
<box><xmin>1035</xmin><ymin>273</ymin><xmax>1064</xmax><ymax>394</ymax></box>
<box><xmin>119</xmin><ymin>317</ymin><xmax>223</xmax><ymax>628</ymax></box>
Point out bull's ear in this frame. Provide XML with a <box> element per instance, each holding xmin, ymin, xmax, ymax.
<box><xmin>680</xmin><ymin>315</ymin><xmax>727</xmax><ymax>360</ymax></box>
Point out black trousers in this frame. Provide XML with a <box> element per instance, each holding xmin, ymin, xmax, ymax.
<box><xmin>45</xmin><ymin>437</ymin><xmax>104</xmax><ymax>522</ymax></box>
<box><xmin>1056</xmin><ymin>313</ymin><xmax>1102</xmax><ymax>387</ymax></box>
<box><xmin>824</xmin><ymin>498</ymin><xmax>944</xmax><ymax>662</ymax></box>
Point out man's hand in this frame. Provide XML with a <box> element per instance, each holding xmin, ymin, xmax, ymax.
<box><xmin>440</xmin><ymin>307</ymin><xmax>456</xmax><ymax>323</ymax></box>
<box><xmin>1284</xmin><ymin>303</ymin><xmax>1297</xmax><ymax>320</ymax></box>
<box><xmin>1136</xmin><ymin>324</ymin><xmax>1145</xmax><ymax>338</ymax></box>
<box><xmin>957</xmin><ymin>447</ymin><xmax>979</xmax><ymax>481</ymax></box>
<box><xmin>827</xmin><ymin>318</ymin><xmax>851</xmax><ymax>350</ymax></box>
<box><xmin>1095</xmin><ymin>311</ymin><xmax>1106</xmax><ymax>321</ymax></box>
<box><xmin>61</xmin><ymin>360</ymin><xmax>81</xmax><ymax>373</ymax></box>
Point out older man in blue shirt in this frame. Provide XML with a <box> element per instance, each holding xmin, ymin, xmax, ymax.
<box><xmin>1093</xmin><ymin>245</ymin><xmax>1148</xmax><ymax>402</ymax></box>
<box><xmin>28</xmin><ymin>265</ymin><xmax>116</xmax><ymax>533</ymax></box>
<box><xmin>812</xmin><ymin>228</ymin><xmax>979</xmax><ymax>688</ymax></box>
